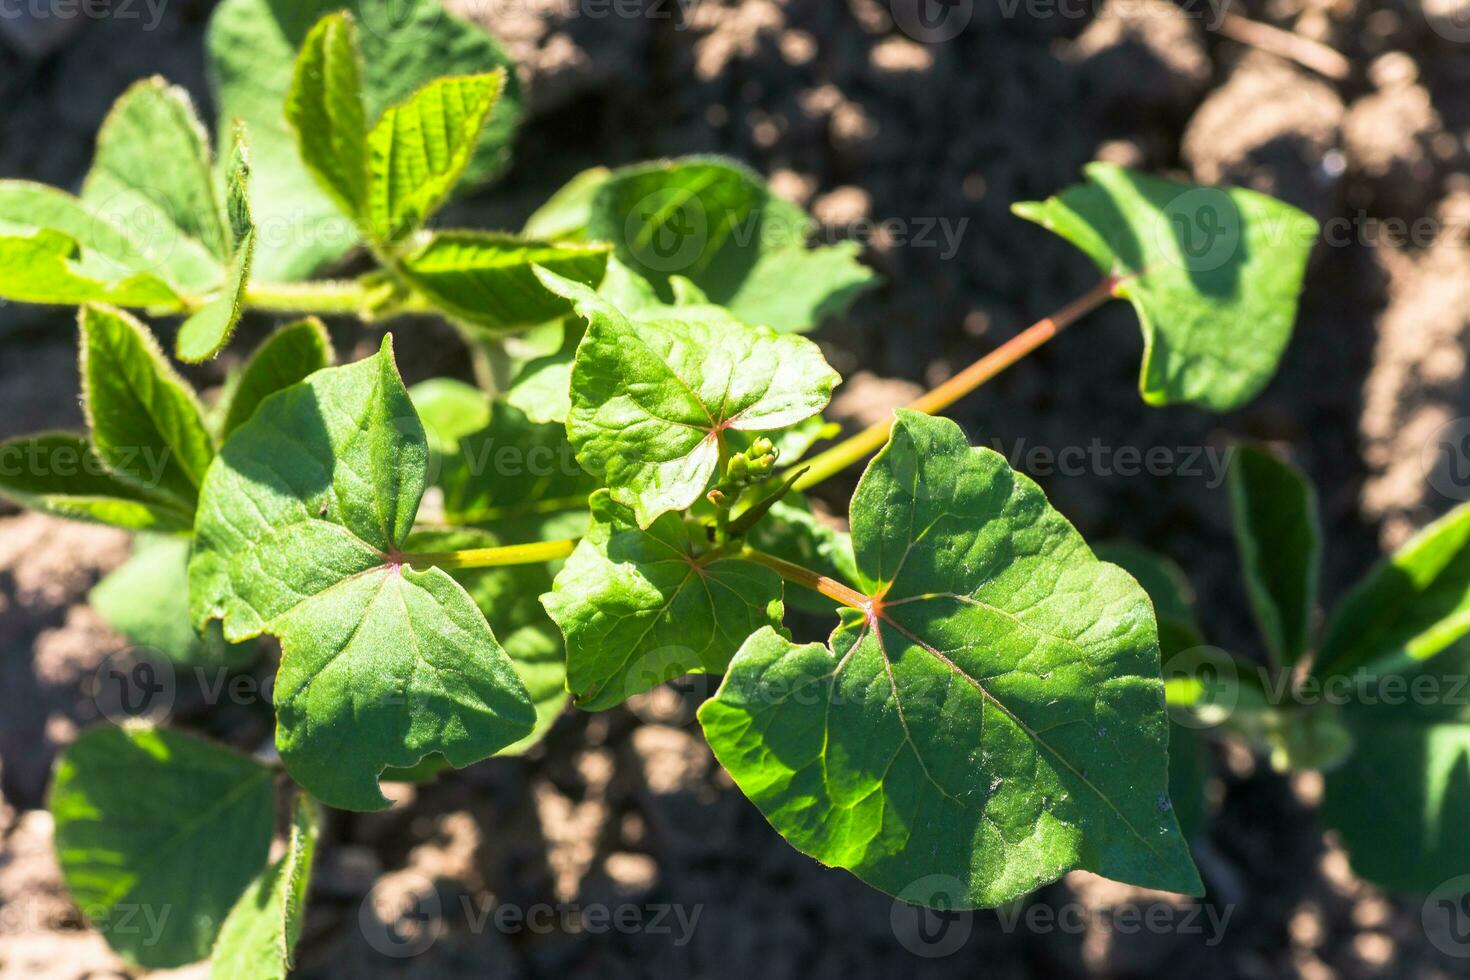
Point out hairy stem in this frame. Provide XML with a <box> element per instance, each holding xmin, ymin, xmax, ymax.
<box><xmin>740</xmin><ymin>546</ymin><xmax>872</xmax><ymax>612</ymax></box>
<box><xmin>791</xmin><ymin>275</ymin><xmax>1122</xmax><ymax>492</ymax></box>
<box><xmin>243</xmin><ymin>278</ymin><xmax>437</xmax><ymax>318</ymax></box>
<box><xmin>407</xmin><ymin>538</ymin><xmax>577</xmax><ymax>570</ymax></box>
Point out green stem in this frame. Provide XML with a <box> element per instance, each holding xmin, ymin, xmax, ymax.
<box><xmin>406</xmin><ymin>538</ymin><xmax>577</xmax><ymax>570</ymax></box>
<box><xmin>242</xmin><ymin>278</ymin><xmax>437</xmax><ymax>318</ymax></box>
<box><xmin>740</xmin><ymin>546</ymin><xmax>873</xmax><ymax>612</ymax></box>
<box><xmin>790</xmin><ymin>275</ymin><xmax>1121</xmax><ymax>492</ymax></box>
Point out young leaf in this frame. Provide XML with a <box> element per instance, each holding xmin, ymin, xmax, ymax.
<box><xmin>1227</xmin><ymin>444</ymin><xmax>1320</xmax><ymax>667</ymax></box>
<box><xmin>80</xmin><ymin>305</ymin><xmax>214</xmax><ymax>510</ymax></box>
<box><xmin>189</xmin><ymin>337</ymin><xmax>535</xmax><ymax>810</ymax></box>
<box><xmin>0</xmin><ymin>181</ymin><xmax>186</xmax><ymax>307</ymax></box>
<box><xmin>50</xmin><ymin>726</ymin><xmax>275</xmax><ymax>969</ymax></box>
<box><xmin>547</xmin><ymin>270</ymin><xmax>839</xmax><ymax>527</ymax></box>
<box><xmin>1314</xmin><ymin>501</ymin><xmax>1470</xmax><ymax>679</ymax></box>
<box><xmin>208</xmin><ymin>0</ymin><xmax>522</xmax><ymax>279</ymax></box>
<box><xmin>90</xmin><ymin>535</ymin><xmax>240</xmax><ymax>666</ymax></box>
<box><xmin>522</xmin><ymin>166</ymin><xmax>611</xmax><ymax>241</ymax></box>
<box><xmin>699</xmin><ymin>411</ymin><xmax>1201</xmax><ymax>907</ymax></box>
<box><xmin>211</xmin><ymin>794</ymin><xmax>320</xmax><ymax>980</ymax></box>
<box><xmin>396</xmin><ymin>232</ymin><xmax>610</xmax><ymax>331</ymax></box>
<box><xmin>216</xmin><ymin>318</ymin><xmax>334</xmax><ymax>440</ymax></box>
<box><xmin>543</xmin><ymin>491</ymin><xmax>783</xmax><ymax>711</ymax></box>
<box><xmin>1013</xmin><ymin>162</ymin><xmax>1317</xmax><ymax>410</ymax></box>
<box><xmin>1321</xmin><ymin>644</ymin><xmax>1470</xmax><ymax>892</ymax></box>
<box><xmin>408</xmin><ymin>528</ymin><xmax>569</xmax><ymax>754</ymax></box>
<box><xmin>81</xmin><ymin>78</ymin><xmax>228</xmax><ymax>294</ymax></box>
<box><xmin>586</xmin><ymin>156</ymin><xmax>878</xmax><ymax>333</ymax></box>
<box><xmin>365</xmin><ymin>72</ymin><xmax>503</xmax><ymax>243</ymax></box>
<box><xmin>285</xmin><ymin>11</ymin><xmax>368</xmax><ymax>223</ymax></box>
<box><xmin>0</xmin><ymin>432</ymin><xmax>194</xmax><ymax>531</ymax></box>
<box><xmin>177</xmin><ymin>126</ymin><xmax>258</xmax><ymax>363</ymax></box>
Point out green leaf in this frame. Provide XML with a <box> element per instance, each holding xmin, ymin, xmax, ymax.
<box><xmin>1167</xmin><ymin>727</ymin><xmax>1209</xmax><ymax>843</ymax></box>
<box><xmin>745</xmin><ymin>497</ymin><xmax>858</xmax><ymax>615</ymax></box>
<box><xmin>523</xmin><ymin>166</ymin><xmax>611</xmax><ymax>241</ymax></box>
<box><xmin>548</xmin><ymin>270</ymin><xmax>839</xmax><ymax>527</ymax></box>
<box><xmin>408</xmin><ymin>528</ymin><xmax>569</xmax><ymax>754</ymax></box>
<box><xmin>699</xmin><ymin>411</ymin><xmax>1201</xmax><ymax>907</ymax></box>
<box><xmin>1315</xmin><ymin>502</ymin><xmax>1470</xmax><ymax>679</ymax></box>
<box><xmin>408</xmin><ymin>377</ymin><xmax>491</xmax><ymax>458</ymax></box>
<box><xmin>211</xmin><ymin>794</ymin><xmax>319</xmax><ymax>980</ymax></box>
<box><xmin>586</xmin><ymin>156</ymin><xmax>877</xmax><ymax>333</ymax></box>
<box><xmin>189</xmin><ymin>337</ymin><xmax>535</xmax><ymax>810</ymax></box>
<box><xmin>396</xmin><ymin>232</ymin><xmax>610</xmax><ymax>331</ymax></box>
<box><xmin>177</xmin><ymin>127</ymin><xmax>258</xmax><ymax>363</ymax></box>
<box><xmin>504</xmin><ymin>320</ymin><xmax>580</xmax><ymax>425</ymax></box>
<box><xmin>90</xmin><ymin>536</ymin><xmax>241</xmax><ymax>666</ymax></box>
<box><xmin>0</xmin><ymin>181</ymin><xmax>186</xmax><ymax>308</ymax></box>
<box><xmin>0</xmin><ymin>229</ymin><xmax>183</xmax><ymax>309</ymax></box>
<box><xmin>80</xmin><ymin>305</ymin><xmax>214</xmax><ymax>510</ymax></box>
<box><xmin>207</xmin><ymin>0</ymin><xmax>523</xmax><ymax>279</ymax></box>
<box><xmin>1227</xmin><ymin>444</ymin><xmax>1320</xmax><ymax>667</ymax></box>
<box><xmin>1013</xmin><ymin>162</ymin><xmax>1318</xmax><ymax>410</ymax></box>
<box><xmin>0</xmin><ymin>433</ymin><xmax>194</xmax><ymax>532</ymax></box>
<box><xmin>217</xmin><ymin>319</ymin><xmax>334</xmax><ymax>441</ymax></box>
<box><xmin>543</xmin><ymin>491</ymin><xmax>783</xmax><ymax>711</ymax></box>
<box><xmin>50</xmin><ymin>727</ymin><xmax>275</xmax><ymax>969</ymax></box>
<box><xmin>285</xmin><ymin>11</ymin><xmax>368</xmax><ymax>223</ymax></box>
<box><xmin>81</xmin><ymin>78</ymin><xmax>227</xmax><ymax>295</ymax></box>
<box><xmin>365</xmin><ymin>72</ymin><xmax>503</xmax><ymax>243</ymax></box>
<box><xmin>1322</xmin><ymin>644</ymin><xmax>1470</xmax><ymax>892</ymax></box>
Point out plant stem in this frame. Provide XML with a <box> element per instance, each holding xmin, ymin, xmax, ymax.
<box><xmin>243</xmin><ymin>279</ymin><xmax>377</xmax><ymax>315</ymax></box>
<box><xmin>406</xmin><ymin>539</ymin><xmax>577</xmax><ymax>570</ymax></box>
<box><xmin>740</xmin><ymin>546</ymin><xmax>873</xmax><ymax>612</ymax></box>
<box><xmin>791</xmin><ymin>275</ymin><xmax>1121</xmax><ymax>492</ymax></box>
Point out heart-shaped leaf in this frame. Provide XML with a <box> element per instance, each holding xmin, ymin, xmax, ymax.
<box><xmin>190</xmin><ymin>337</ymin><xmax>535</xmax><ymax>810</ymax></box>
<box><xmin>585</xmin><ymin>157</ymin><xmax>878</xmax><ymax>333</ymax></box>
<box><xmin>51</xmin><ymin>727</ymin><xmax>275</xmax><ymax>969</ymax></box>
<box><xmin>546</xmin><ymin>269</ymin><xmax>839</xmax><ymax>527</ymax></box>
<box><xmin>699</xmin><ymin>410</ymin><xmax>1201</xmax><ymax>907</ymax></box>
<box><xmin>1227</xmin><ymin>444</ymin><xmax>1320</xmax><ymax>667</ymax></box>
<box><xmin>80</xmin><ymin>305</ymin><xmax>215</xmax><ymax>511</ymax></box>
<box><xmin>1013</xmin><ymin>162</ymin><xmax>1317</xmax><ymax>411</ymax></box>
<box><xmin>208</xmin><ymin>0</ymin><xmax>522</xmax><ymax>279</ymax></box>
<box><xmin>211</xmin><ymin>793</ymin><xmax>319</xmax><ymax>979</ymax></box>
<box><xmin>543</xmin><ymin>490</ymin><xmax>783</xmax><ymax>710</ymax></box>
<box><xmin>396</xmin><ymin>231</ymin><xmax>610</xmax><ymax>331</ymax></box>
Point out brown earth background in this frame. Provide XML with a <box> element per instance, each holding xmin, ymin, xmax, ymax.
<box><xmin>3</xmin><ymin>0</ymin><xmax>1470</xmax><ymax>976</ymax></box>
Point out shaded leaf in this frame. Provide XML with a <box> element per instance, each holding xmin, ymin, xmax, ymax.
<box><xmin>217</xmin><ymin>319</ymin><xmax>334</xmax><ymax>440</ymax></box>
<box><xmin>51</xmin><ymin>727</ymin><xmax>275</xmax><ymax>969</ymax></box>
<box><xmin>1013</xmin><ymin>162</ymin><xmax>1317</xmax><ymax>410</ymax></box>
<box><xmin>699</xmin><ymin>411</ymin><xmax>1200</xmax><ymax>907</ymax></box>
<box><xmin>190</xmin><ymin>337</ymin><xmax>535</xmax><ymax>810</ymax></box>
<box><xmin>285</xmin><ymin>11</ymin><xmax>368</xmax><ymax>223</ymax></box>
<box><xmin>522</xmin><ymin>166</ymin><xmax>611</xmax><ymax>241</ymax></box>
<box><xmin>0</xmin><ymin>432</ymin><xmax>194</xmax><ymax>532</ymax></box>
<box><xmin>1227</xmin><ymin>444</ymin><xmax>1320</xmax><ymax>667</ymax></box>
<box><xmin>543</xmin><ymin>491</ymin><xmax>783</xmax><ymax>710</ymax></box>
<box><xmin>211</xmin><ymin>794</ymin><xmax>319</xmax><ymax>979</ymax></box>
<box><xmin>80</xmin><ymin>305</ymin><xmax>214</xmax><ymax>510</ymax></box>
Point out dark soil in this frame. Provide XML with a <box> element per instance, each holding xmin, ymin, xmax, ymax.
<box><xmin>3</xmin><ymin>1</ymin><xmax>1470</xmax><ymax>977</ymax></box>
